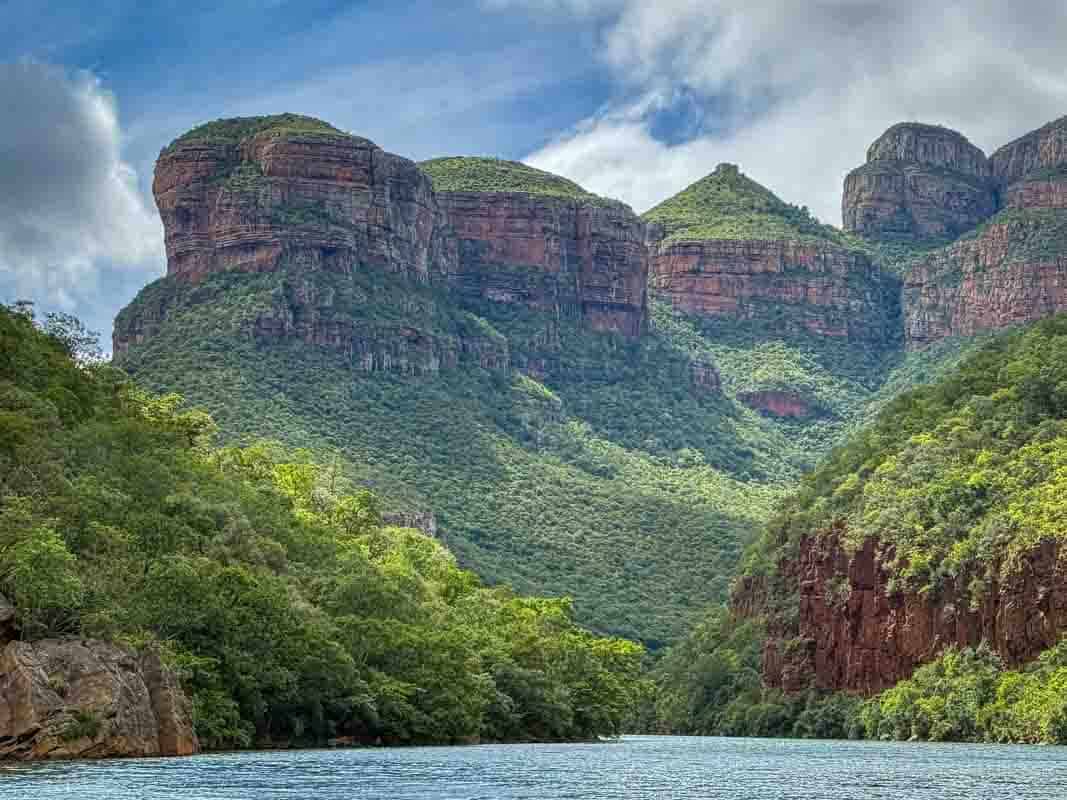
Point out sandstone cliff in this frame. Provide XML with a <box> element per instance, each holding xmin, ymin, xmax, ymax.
<box><xmin>990</xmin><ymin>115</ymin><xmax>1067</xmax><ymax>187</ymax></box>
<box><xmin>118</xmin><ymin>120</ymin><xmax>651</xmax><ymax>363</ymax></box>
<box><xmin>0</xmin><ymin>639</ymin><xmax>198</xmax><ymax>760</ymax></box>
<box><xmin>900</xmin><ymin>116</ymin><xmax>1067</xmax><ymax>349</ymax></box>
<box><xmin>903</xmin><ymin>208</ymin><xmax>1067</xmax><ymax>348</ymax></box>
<box><xmin>646</xmin><ymin>164</ymin><xmax>899</xmax><ymax>347</ymax></box>
<box><xmin>842</xmin><ymin>123</ymin><xmax>995</xmax><ymax>243</ymax></box>
<box><xmin>433</xmin><ymin>189</ymin><xmax>648</xmax><ymax>338</ymax></box>
<box><xmin>743</xmin><ymin>529</ymin><xmax>1067</xmax><ymax>696</ymax></box>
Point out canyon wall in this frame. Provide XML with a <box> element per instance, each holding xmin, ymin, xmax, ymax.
<box><xmin>436</xmin><ymin>192</ymin><xmax>648</xmax><ymax>338</ymax></box>
<box><xmin>742</xmin><ymin>530</ymin><xmax>1067</xmax><ymax>696</ymax></box>
<box><xmin>120</xmin><ymin>118</ymin><xmax>650</xmax><ymax>362</ymax></box>
<box><xmin>901</xmin><ymin>117</ymin><xmax>1067</xmax><ymax>349</ymax></box>
<box><xmin>649</xmin><ymin>238</ymin><xmax>899</xmax><ymax>346</ymax></box>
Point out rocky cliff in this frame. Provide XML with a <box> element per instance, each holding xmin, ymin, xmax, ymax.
<box><xmin>842</xmin><ymin>123</ymin><xmax>996</xmax><ymax>243</ymax></box>
<box><xmin>646</xmin><ymin>164</ymin><xmax>899</xmax><ymax>348</ymax></box>
<box><xmin>903</xmin><ymin>208</ymin><xmax>1067</xmax><ymax>348</ymax></box>
<box><xmin>900</xmin><ymin>117</ymin><xmax>1067</xmax><ymax>349</ymax></box>
<box><xmin>433</xmin><ymin>189</ymin><xmax>648</xmax><ymax>337</ymax></box>
<box><xmin>747</xmin><ymin>530</ymin><xmax>1067</xmax><ymax>696</ymax></box>
<box><xmin>118</xmin><ymin>120</ymin><xmax>649</xmax><ymax>360</ymax></box>
<box><xmin>0</xmin><ymin>639</ymin><xmax>198</xmax><ymax>760</ymax></box>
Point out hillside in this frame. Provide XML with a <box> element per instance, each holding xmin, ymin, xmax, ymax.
<box><xmin>0</xmin><ymin>303</ymin><xmax>642</xmax><ymax>754</ymax></box>
<box><xmin>651</xmin><ymin>315</ymin><xmax>1067</xmax><ymax>743</ymax></box>
<box><xmin>115</xmin><ymin>110</ymin><xmax>1067</xmax><ymax>660</ymax></box>
<box><xmin>420</xmin><ymin>156</ymin><xmax>620</xmax><ymax>207</ymax></box>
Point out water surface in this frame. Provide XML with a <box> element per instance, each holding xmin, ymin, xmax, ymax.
<box><xmin>3</xmin><ymin>735</ymin><xmax>1066</xmax><ymax>799</ymax></box>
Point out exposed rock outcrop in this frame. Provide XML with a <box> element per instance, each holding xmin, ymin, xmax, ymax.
<box><xmin>118</xmin><ymin>118</ymin><xmax>651</xmax><ymax>362</ymax></box>
<box><xmin>750</xmin><ymin>529</ymin><xmax>1067</xmax><ymax>695</ymax></box>
<box><xmin>738</xmin><ymin>390</ymin><xmax>814</xmax><ymax>419</ymax></box>
<box><xmin>903</xmin><ymin>208</ymin><xmax>1067</xmax><ymax>348</ymax></box>
<box><xmin>650</xmin><ymin>238</ymin><xmax>899</xmax><ymax>346</ymax></box>
<box><xmin>843</xmin><ymin>123</ymin><xmax>996</xmax><ymax>243</ymax></box>
<box><xmin>382</xmin><ymin>511</ymin><xmax>439</xmax><ymax>538</ymax></box>
<box><xmin>436</xmin><ymin>191</ymin><xmax>648</xmax><ymax>337</ymax></box>
<box><xmin>154</xmin><ymin>124</ymin><xmax>453</xmax><ymax>285</ymax></box>
<box><xmin>0</xmin><ymin>639</ymin><xmax>198</xmax><ymax>760</ymax></box>
<box><xmin>990</xmin><ymin>115</ymin><xmax>1067</xmax><ymax>187</ymax></box>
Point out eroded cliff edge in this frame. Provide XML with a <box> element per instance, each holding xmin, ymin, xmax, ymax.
<box><xmin>116</xmin><ymin>119</ymin><xmax>652</xmax><ymax>376</ymax></box>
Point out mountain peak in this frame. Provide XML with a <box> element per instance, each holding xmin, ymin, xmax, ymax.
<box><xmin>643</xmin><ymin>164</ymin><xmax>849</xmax><ymax>245</ymax></box>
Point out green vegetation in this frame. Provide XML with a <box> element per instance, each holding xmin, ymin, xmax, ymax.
<box><xmin>115</xmin><ymin>267</ymin><xmax>804</xmax><ymax>645</ymax></box>
<box><xmin>419</xmin><ymin>157</ymin><xmax>622</xmax><ymax>207</ymax></box>
<box><xmin>745</xmin><ymin>313</ymin><xmax>1067</xmax><ymax>597</ymax></box>
<box><xmin>0</xmin><ymin>304</ymin><xmax>643</xmax><ymax>748</ymax></box>
<box><xmin>643</xmin><ymin>163</ymin><xmax>863</xmax><ymax>248</ymax></box>
<box><xmin>60</xmin><ymin>711</ymin><xmax>103</xmax><ymax>742</ymax></box>
<box><xmin>651</xmin><ymin>607</ymin><xmax>861</xmax><ymax>738</ymax></box>
<box><xmin>163</xmin><ymin>113</ymin><xmax>346</xmax><ymax>154</ymax></box>
<box><xmin>955</xmin><ymin>207</ymin><xmax>1067</xmax><ymax>263</ymax></box>
<box><xmin>653</xmin><ymin>607</ymin><xmax>1067</xmax><ymax>745</ymax></box>
<box><xmin>859</xmin><ymin>643</ymin><xmax>1067</xmax><ymax>744</ymax></box>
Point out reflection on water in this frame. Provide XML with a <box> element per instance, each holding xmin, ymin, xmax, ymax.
<box><xmin>2</xmin><ymin>735</ymin><xmax>1066</xmax><ymax>799</ymax></box>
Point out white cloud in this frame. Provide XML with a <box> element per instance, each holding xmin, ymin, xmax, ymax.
<box><xmin>497</xmin><ymin>1</ymin><xmax>1067</xmax><ymax>221</ymax></box>
<box><xmin>0</xmin><ymin>62</ymin><xmax>162</xmax><ymax>310</ymax></box>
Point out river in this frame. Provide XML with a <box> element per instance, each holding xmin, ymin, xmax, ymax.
<box><xmin>3</xmin><ymin>735</ymin><xmax>1066</xmax><ymax>798</ymax></box>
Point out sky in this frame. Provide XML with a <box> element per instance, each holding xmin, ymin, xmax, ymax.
<box><xmin>5</xmin><ymin>0</ymin><xmax>1067</xmax><ymax>345</ymax></box>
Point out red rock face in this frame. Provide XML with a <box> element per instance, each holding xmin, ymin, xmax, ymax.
<box><xmin>739</xmin><ymin>391</ymin><xmax>813</xmax><ymax>418</ymax></box>
<box><xmin>1004</xmin><ymin>177</ymin><xmax>1067</xmax><ymax>210</ymax></box>
<box><xmin>138</xmin><ymin>128</ymin><xmax>649</xmax><ymax>368</ymax></box>
<box><xmin>991</xmin><ymin>115</ymin><xmax>1067</xmax><ymax>187</ymax></box>
<box><xmin>751</xmin><ymin>529</ymin><xmax>1067</xmax><ymax>695</ymax></box>
<box><xmin>649</xmin><ymin>238</ymin><xmax>896</xmax><ymax>344</ymax></box>
<box><xmin>154</xmin><ymin>132</ymin><xmax>453</xmax><ymax>284</ymax></box>
<box><xmin>903</xmin><ymin>209</ymin><xmax>1067</xmax><ymax>350</ymax></box>
<box><xmin>843</xmin><ymin>124</ymin><xmax>995</xmax><ymax>242</ymax></box>
<box><xmin>437</xmin><ymin>192</ymin><xmax>648</xmax><ymax>337</ymax></box>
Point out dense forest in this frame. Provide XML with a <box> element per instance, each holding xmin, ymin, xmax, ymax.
<box><xmin>654</xmin><ymin>315</ymin><xmax>1067</xmax><ymax>744</ymax></box>
<box><xmin>0</xmin><ymin>303</ymin><xmax>643</xmax><ymax>748</ymax></box>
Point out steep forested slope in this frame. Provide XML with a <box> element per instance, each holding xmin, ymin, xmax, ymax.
<box><xmin>116</xmin><ymin>265</ymin><xmax>790</xmax><ymax>644</ymax></box>
<box><xmin>0</xmin><ymin>304</ymin><xmax>643</xmax><ymax>749</ymax></box>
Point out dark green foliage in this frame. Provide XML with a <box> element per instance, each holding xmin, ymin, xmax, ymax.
<box><xmin>116</xmin><ymin>268</ymin><xmax>796</xmax><ymax>645</ymax></box>
<box><xmin>656</xmin><ymin>607</ymin><xmax>1067</xmax><ymax>744</ymax></box>
<box><xmin>644</xmin><ymin>163</ymin><xmax>864</xmax><ymax>248</ymax></box>
<box><xmin>746</xmin><ymin>313</ymin><xmax>1067</xmax><ymax>594</ymax></box>
<box><xmin>0</xmin><ymin>305</ymin><xmax>643</xmax><ymax>748</ymax></box>
<box><xmin>162</xmin><ymin>114</ymin><xmax>346</xmax><ymax>153</ymax></box>
<box><xmin>419</xmin><ymin>157</ymin><xmax>622</xmax><ymax>207</ymax></box>
<box><xmin>652</xmin><ymin>606</ymin><xmax>861</xmax><ymax>739</ymax></box>
<box><xmin>860</xmin><ymin>642</ymin><xmax>1067</xmax><ymax>744</ymax></box>
<box><xmin>60</xmin><ymin>710</ymin><xmax>102</xmax><ymax>742</ymax></box>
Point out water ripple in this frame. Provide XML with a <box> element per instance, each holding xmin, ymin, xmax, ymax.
<box><xmin>2</xmin><ymin>736</ymin><xmax>1066</xmax><ymax>799</ymax></box>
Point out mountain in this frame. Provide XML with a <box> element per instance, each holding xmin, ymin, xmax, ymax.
<box><xmin>646</xmin><ymin>114</ymin><xmax>1067</xmax><ymax>743</ymax></box>
<box><xmin>0</xmin><ymin>304</ymin><xmax>642</xmax><ymax>753</ymax></box>
<box><xmin>115</xmin><ymin>110</ymin><xmax>1067</xmax><ymax>664</ymax></box>
<box><xmin>115</xmin><ymin>116</ymin><xmax>810</xmax><ymax>645</ymax></box>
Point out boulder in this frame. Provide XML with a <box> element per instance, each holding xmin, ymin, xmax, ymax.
<box><xmin>0</xmin><ymin>639</ymin><xmax>198</xmax><ymax>760</ymax></box>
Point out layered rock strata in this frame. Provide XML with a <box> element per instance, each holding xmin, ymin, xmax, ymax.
<box><xmin>649</xmin><ymin>238</ymin><xmax>899</xmax><ymax>346</ymax></box>
<box><xmin>0</xmin><ymin>639</ymin><xmax>198</xmax><ymax>760</ymax></box>
<box><xmin>843</xmin><ymin>123</ymin><xmax>996</xmax><ymax>242</ymax></box>
<box><xmin>122</xmin><ymin>118</ymin><xmax>651</xmax><ymax>363</ymax></box>
<box><xmin>436</xmin><ymin>192</ymin><xmax>648</xmax><ymax>337</ymax></box>
<box><xmin>746</xmin><ymin>530</ymin><xmax>1067</xmax><ymax>695</ymax></box>
<box><xmin>903</xmin><ymin>209</ymin><xmax>1067</xmax><ymax>348</ymax></box>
